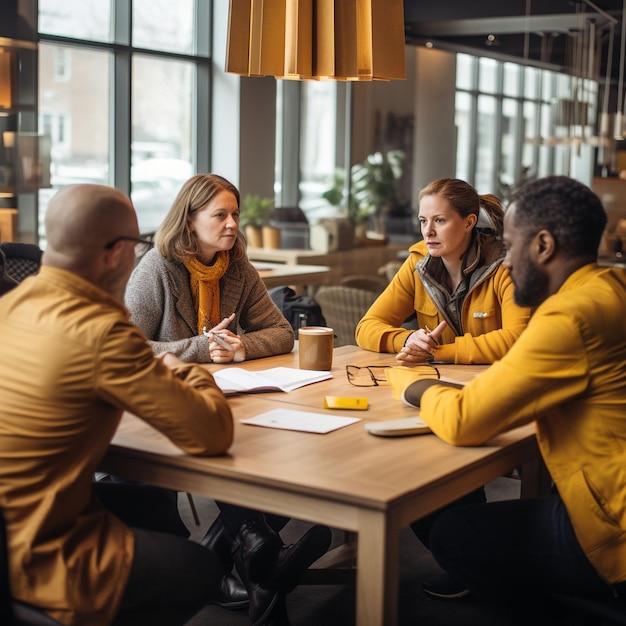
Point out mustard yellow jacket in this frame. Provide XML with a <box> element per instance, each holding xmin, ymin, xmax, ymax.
<box><xmin>355</xmin><ymin>239</ymin><xmax>531</xmax><ymax>363</ymax></box>
<box><xmin>419</xmin><ymin>264</ymin><xmax>626</xmax><ymax>584</ymax></box>
<box><xmin>0</xmin><ymin>267</ymin><xmax>233</xmax><ymax>625</ymax></box>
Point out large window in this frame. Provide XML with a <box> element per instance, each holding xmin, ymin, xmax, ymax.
<box><xmin>37</xmin><ymin>0</ymin><xmax>208</xmax><ymax>242</ymax></box>
<box><xmin>131</xmin><ymin>55</ymin><xmax>193</xmax><ymax>233</ymax></box>
<box><xmin>299</xmin><ymin>81</ymin><xmax>338</xmax><ymax>220</ymax></box>
<box><xmin>39</xmin><ymin>44</ymin><xmax>110</xmax><ymax>188</ymax></box>
<box><xmin>455</xmin><ymin>53</ymin><xmax>598</xmax><ymax>196</ymax></box>
<box><xmin>275</xmin><ymin>80</ymin><xmax>349</xmax><ymax>226</ymax></box>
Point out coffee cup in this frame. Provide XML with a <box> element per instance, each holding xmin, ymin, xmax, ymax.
<box><xmin>298</xmin><ymin>326</ymin><xmax>334</xmax><ymax>371</ymax></box>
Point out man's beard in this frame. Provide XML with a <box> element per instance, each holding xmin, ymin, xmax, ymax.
<box><xmin>512</xmin><ymin>256</ymin><xmax>549</xmax><ymax>308</ymax></box>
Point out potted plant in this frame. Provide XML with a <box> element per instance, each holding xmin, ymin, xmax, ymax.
<box><xmin>240</xmin><ymin>194</ymin><xmax>276</xmax><ymax>248</ymax></box>
<box><xmin>322</xmin><ymin>149</ymin><xmax>405</xmax><ymax>242</ymax></box>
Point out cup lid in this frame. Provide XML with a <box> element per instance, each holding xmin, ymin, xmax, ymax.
<box><xmin>298</xmin><ymin>326</ymin><xmax>334</xmax><ymax>334</ymax></box>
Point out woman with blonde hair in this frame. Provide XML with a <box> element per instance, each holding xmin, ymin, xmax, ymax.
<box><xmin>126</xmin><ymin>173</ymin><xmax>294</xmax><ymax>364</ymax></box>
<box><xmin>125</xmin><ymin>174</ymin><xmax>330</xmax><ymax>625</ymax></box>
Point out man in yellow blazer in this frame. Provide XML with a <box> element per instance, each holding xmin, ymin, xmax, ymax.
<box><xmin>0</xmin><ymin>185</ymin><xmax>234</xmax><ymax>625</ymax></box>
<box><xmin>405</xmin><ymin>175</ymin><xmax>626</xmax><ymax>624</ymax></box>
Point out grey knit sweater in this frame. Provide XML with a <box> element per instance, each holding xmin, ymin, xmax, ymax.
<box><xmin>124</xmin><ymin>248</ymin><xmax>294</xmax><ymax>363</ymax></box>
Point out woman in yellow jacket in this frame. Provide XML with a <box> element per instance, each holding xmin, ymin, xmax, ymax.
<box><xmin>356</xmin><ymin>178</ymin><xmax>532</xmax><ymax>600</ymax></box>
<box><xmin>355</xmin><ymin>178</ymin><xmax>531</xmax><ymax>364</ymax></box>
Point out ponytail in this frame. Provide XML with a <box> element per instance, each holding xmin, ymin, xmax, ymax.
<box><xmin>477</xmin><ymin>194</ymin><xmax>504</xmax><ymax>238</ymax></box>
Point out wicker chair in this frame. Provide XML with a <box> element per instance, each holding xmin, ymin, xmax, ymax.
<box><xmin>315</xmin><ymin>285</ymin><xmax>380</xmax><ymax>347</ymax></box>
<box><xmin>338</xmin><ymin>274</ymin><xmax>388</xmax><ymax>294</ymax></box>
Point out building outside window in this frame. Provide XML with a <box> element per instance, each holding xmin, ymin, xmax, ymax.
<box><xmin>37</xmin><ymin>0</ymin><xmax>205</xmax><ymax>242</ymax></box>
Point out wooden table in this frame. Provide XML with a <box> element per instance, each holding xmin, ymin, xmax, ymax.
<box><xmin>247</xmin><ymin>244</ymin><xmax>408</xmax><ymax>286</ymax></box>
<box><xmin>252</xmin><ymin>261</ymin><xmax>330</xmax><ymax>293</ymax></box>
<box><xmin>101</xmin><ymin>346</ymin><xmax>545</xmax><ymax>626</ymax></box>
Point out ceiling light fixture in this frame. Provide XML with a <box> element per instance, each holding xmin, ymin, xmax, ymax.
<box><xmin>225</xmin><ymin>0</ymin><xmax>406</xmax><ymax>81</ymax></box>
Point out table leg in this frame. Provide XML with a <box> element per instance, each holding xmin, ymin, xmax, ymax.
<box><xmin>356</xmin><ymin>510</ymin><xmax>399</xmax><ymax>625</ymax></box>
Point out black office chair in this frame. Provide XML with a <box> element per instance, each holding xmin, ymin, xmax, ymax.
<box><xmin>0</xmin><ymin>243</ymin><xmax>42</xmax><ymax>283</ymax></box>
<box><xmin>0</xmin><ymin>511</ymin><xmax>62</xmax><ymax>626</ymax></box>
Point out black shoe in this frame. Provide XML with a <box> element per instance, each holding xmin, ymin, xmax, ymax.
<box><xmin>256</xmin><ymin>593</ymin><xmax>290</xmax><ymax>626</ymax></box>
<box><xmin>202</xmin><ymin>515</ymin><xmax>249</xmax><ymax>610</ymax></box>
<box><xmin>232</xmin><ymin>520</ymin><xmax>331</xmax><ymax>625</ymax></box>
<box><xmin>231</xmin><ymin>518</ymin><xmax>283</xmax><ymax>583</ymax></box>
<box><xmin>248</xmin><ymin>585</ymin><xmax>286</xmax><ymax>626</ymax></box>
<box><xmin>421</xmin><ymin>573</ymin><xmax>471</xmax><ymax>601</ymax></box>
<box><xmin>268</xmin><ymin>524</ymin><xmax>332</xmax><ymax>593</ymax></box>
<box><xmin>212</xmin><ymin>573</ymin><xmax>250</xmax><ymax>610</ymax></box>
<box><xmin>232</xmin><ymin>533</ymin><xmax>283</xmax><ymax>625</ymax></box>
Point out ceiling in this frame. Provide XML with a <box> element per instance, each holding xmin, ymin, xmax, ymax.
<box><xmin>403</xmin><ymin>0</ymin><xmax>625</xmax><ymax>85</ymax></box>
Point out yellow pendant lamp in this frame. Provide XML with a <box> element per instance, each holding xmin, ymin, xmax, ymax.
<box><xmin>225</xmin><ymin>0</ymin><xmax>406</xmax><ymax>81</ymax></box>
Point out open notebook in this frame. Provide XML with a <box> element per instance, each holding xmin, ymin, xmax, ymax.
<box><xmin>212</xmin><ymin>366</ymin><xmax>331</xmax><ymax>395</ymax></box>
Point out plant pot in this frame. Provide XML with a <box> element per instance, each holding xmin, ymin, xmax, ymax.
<box><xmin>262</xmin><ymin>225</ymin><xmax>281</xmax><ymax>249</ymax></box>
<box><xmin>354</xmin><ymin>222</ymin><xmax>368</xmax><ymax>245</ymax></box>
<box><xmin>245</xmin><ymin>225</ymin><xmax>263</xmax><ymax>248</ymax></box>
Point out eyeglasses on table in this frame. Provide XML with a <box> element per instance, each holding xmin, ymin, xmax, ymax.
<box><xmin>345</xmin><ymin>364</ymin><xmax>440</xmax><ymax>387</ymax></box>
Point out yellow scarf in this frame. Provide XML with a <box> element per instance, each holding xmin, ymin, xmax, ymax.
<box><xmin>183</xmin><ymin>252</ymin><xmax>230</xmax><ymax>334</ymax></box>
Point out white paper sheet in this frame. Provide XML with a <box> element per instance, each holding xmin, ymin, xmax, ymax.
<box><xmin>240</xmin><ymin>408</ymin><xmax>361</xmax><ymax>434</ymax></box>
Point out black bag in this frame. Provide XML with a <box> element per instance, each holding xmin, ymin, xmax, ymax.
<box><xmin>268</xmin><ymin>285</ymin><xmax>327</xmax><ymax>337</ymax></box>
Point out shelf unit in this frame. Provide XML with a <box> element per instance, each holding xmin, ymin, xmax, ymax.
<box><xmin>0</xmin><ymin>34</ymin><xmax>46</xmax><ymax>242</ymax></box>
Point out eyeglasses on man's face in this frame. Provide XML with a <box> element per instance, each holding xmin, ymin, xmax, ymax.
<box><xmin>104</xmin><ymin>236</ymin><xmax>153</xmax><ymax>257</ymax></box>
<box><xmin>345</xmin><ymin>364</ymin><xmax>440</xmax><ymax>387</ymax></box>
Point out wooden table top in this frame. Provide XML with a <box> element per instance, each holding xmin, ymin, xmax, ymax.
<box><xmin>110</xmin><ymin>346</ymin><xmax>536</xmax><ymax>515</ymax></box>
<box><xmin>252</xmin><ymin>261</ymin><xmax>331</xmax><ymax>289</ymax></box>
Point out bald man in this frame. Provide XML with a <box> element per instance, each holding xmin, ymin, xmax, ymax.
<box><xmin>0</xmin><ymin>185</ymin><xmax>235</xmax><ymax>626</ymax></box>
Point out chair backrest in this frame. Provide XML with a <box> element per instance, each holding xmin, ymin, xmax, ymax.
<box><xmin>315</xmin><ymin>285</ymin><xmax>379</xmax><ymax>347</ymax></box>
<box><xmin>339</xmin><ymin>274</ymin><xmax>388</xmax><ymax>294</ymax></box>
<box><xmin>0</xmin><ymin>243</ymin><xmax>43</xmax><ymax>283</ymax></box>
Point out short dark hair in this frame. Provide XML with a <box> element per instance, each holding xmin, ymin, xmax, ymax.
<box><xmin>508</xmin><ymin>175</ymin><xmax>607</xmax><ymax>258</ymax></box>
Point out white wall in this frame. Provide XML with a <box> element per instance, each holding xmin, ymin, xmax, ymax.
<box><xmin>413</xmin><ymin>47</ymin><xmax>457</xmax><ymax>192</ymax></box>
<box><xmin>351</xmin><ymin>46</ymin><xmax>457</xmax><ymax>208</ymax></box>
